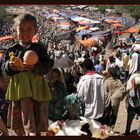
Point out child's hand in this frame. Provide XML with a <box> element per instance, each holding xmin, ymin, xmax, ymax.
<box><xmin>9</xmin><ymin>62</ymin><xmax>21</xmax><ymax>71</ymax></box>
<box><xmin>23</xmin><ymin>63</ymin><xmax>34</xmax><ymax>72</ymax></box>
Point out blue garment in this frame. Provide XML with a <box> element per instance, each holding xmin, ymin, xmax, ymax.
<box><xmin>94</xmin><ymin>64</ymin><xmax>103</xmax><ymax>74</ymax></box>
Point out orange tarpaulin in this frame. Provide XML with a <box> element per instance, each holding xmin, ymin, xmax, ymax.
<box><xmin>124</xmin><ymin>27</ymin><xmax>138</xmax><ymax>33</ymax></box>
<box><xmin>0</xmin><ymin>35</ymin><xmax>39</xmax><ymax>43</ymax></box>
<box><xmin>58</xmin><ymin>22</ymin><xmax>70</xmax><ymax>26</ymax></box>
<box><xmin>111</xmin><ymin>23</ymin><xmax>123</xmax><ymax>28</ymax></box>
<box><xmin>0</xmin><ymin>36</ymin><xmax>14</xmax><ymax>41</ymax></box>
<box><xmin>79</xmin><ymin>38</ymin><xmax>97</xmax><ymax>48</ymax></box>
<box><xmin>113</xmin><ymin>27</ymin><xmax>138</xmax><ymax>34</ymax></box>
<box><xmin>105</xmin><ymin>20</ymin><xmax>121</xmax><ymax>24</ymax></box>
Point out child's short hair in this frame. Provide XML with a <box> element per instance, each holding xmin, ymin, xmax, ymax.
<box><xmin>13</xmin><ymin>13</ymin><xmax>37</xmax><ymax>30</ymax></box>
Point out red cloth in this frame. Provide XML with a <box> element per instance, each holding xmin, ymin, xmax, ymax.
<box><xmin>86</xmin><ymin>71</ymin><xmax>95</xmax><ymax>75</ymax></box>
<box><xmin>91</xmin><ymin>51</ymin><xmax>98</xmax><ymax>57</ymax></box>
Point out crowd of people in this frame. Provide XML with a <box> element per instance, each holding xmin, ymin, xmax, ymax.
<box><xmin>0</xmin><ymin>6</ymin><xmax>140</xmax><ymax>137</ymax></box>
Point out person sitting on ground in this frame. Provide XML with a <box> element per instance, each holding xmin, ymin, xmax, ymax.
<box><xmin>64</xmin><ymin>72</ymin><xmax>77</xmax><ymax>95</ymax></box>
<box><xmin>48</xmin><ymin>68</ymin><xmax>81</xmax><ymax>121</ymax></box>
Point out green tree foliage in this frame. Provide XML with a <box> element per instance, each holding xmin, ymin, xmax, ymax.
<box><xmin>123</xmin><ymin>6</ymin><xmax>136</xmax><ymax>13</ymax></box>
<box><xmin>97</xmin><ymin>5</ymin><xmax>115</xmax><ymax>13</ymax></box>
<box><xmin>97</xmin><ymin>6</ymin><xmax>107</xmax><ymax>13</ymax></box>
<box><xmin>123</xmin><ymin>6</ymin><xmax>140</xmax><ymax>23</ymax></box>
<box><xmin>0</xmin><ymin>6</ymin><xmax>13</xmax><ymax>24</ymax></box>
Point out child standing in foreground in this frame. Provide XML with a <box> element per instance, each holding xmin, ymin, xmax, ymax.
<box><xmin>1</xmin><ymin>13</ymin><xmax>53</xmax><ymax>136</ymax></box>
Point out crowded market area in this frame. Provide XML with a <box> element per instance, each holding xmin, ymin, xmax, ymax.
<box><xmin>0</xmin><ymin>5</ymin><xmax>140</xmax><ymax>138</ymax></box>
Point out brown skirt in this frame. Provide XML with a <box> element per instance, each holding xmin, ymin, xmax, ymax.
<box><xmin>7</xmin><ymin>98</ymin><xmax>49</xmax><ymax>133</ymax></box>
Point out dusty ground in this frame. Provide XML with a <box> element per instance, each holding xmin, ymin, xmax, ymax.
<box><xmin>114</xmin><ymin>100</ymin><xmax>140</xmax><ymax>135</ymax></box>
<box><xmin>8</xmin><ymin>100</ymin><xmax>139</xmax><ymax>136</ymax></box>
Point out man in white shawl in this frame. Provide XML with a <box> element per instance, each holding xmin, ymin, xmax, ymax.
<box><xmin>77</xmin><ymin>58</ymin><xmax>104</xmax><ymax>120</ymax></box>
<box><xmin>124</xmin><ymin>73</ymin><xmax>140</xmax><ymax>135</ymax></box>
<box><xmin>129</xmin><ymin>44</ymin><xmax>140</xmax><ymax>75</ymax></box>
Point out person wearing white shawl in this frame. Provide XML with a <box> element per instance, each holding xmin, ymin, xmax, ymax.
<box><xmin>129</xmin><ymin>44</ymin><xmax>140</xmax><ymax>75</ymax></box>
<box><xmin>125</xmin><ymin>73</ymin><xmax>140</xmax><ymax>135</ymax></box>
<box><xmin>129</xmin><ymin>53</ymin><xmax>139</xmax><ymax>75</ymax></box>
<box><xmin>77</xmin><ymin>58</ymin><xmax>104</xmax><ymax>120</ymax></box>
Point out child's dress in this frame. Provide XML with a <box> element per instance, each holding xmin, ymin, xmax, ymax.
<box><xmin>6</xmin><ymin>72</ymin><xmax>51</xmax><ymax>101</ymax></box>
<box><xmin>2</xmin><ymin>42</ymin><xmax>53</xmax><ymax>133</ymax></box>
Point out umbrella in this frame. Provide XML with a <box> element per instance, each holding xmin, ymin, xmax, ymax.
<box><xmin>54</xmin><ymin>57</ymin><xmax>74</xmax><ymax>68</ymax></box>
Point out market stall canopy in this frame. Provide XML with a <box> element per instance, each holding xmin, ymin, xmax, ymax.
<box><xmin>78</xmin><ymin>20</ymin><xmax>100</xmax><ymax>26</ymax></box>
<box><xmin>58</xmin><ymin>12</ymin><xmax>69</xmax><ymax>18</ymax></box>
<box><xmin>58</xmin><ymin>22</ymin><xmax>70</xmax><ymax>26</ymax></box>
<box><xmin>89</xmin><ymin>29</ymin><xmax>112</xmax><ymax>37</ymax></box>
<box><xmin>76</xmin><ymin>26</ymin><xmax>90</xmax><ymax>32</ymax></box>
<box><xmin>70</xmin><ymin>16</ymin><xmax>101</xmax><ymax>26</ymax></box>
<box><xmin>45</xmin><ymin>14</ymin><xmax>58</xmax><ymax>19</ymax></box>
<box><xmin>124</xmin><ymin>26</ymin><xmax>138</xmax><ymax>33</ymax></box>
<box><xmin>89</xmin><ymin>27</ymin><xmax>100</xmax><ymax>31</ymax></box>
<box><xmin>52</xmin><ymin>30</ymin><xmax>76</xmax><ymax>43</ymax></box>
<box><xmin>88</xmin><ymin>6</ymin><xmax>98</xmax><ymax>11</ymax></box>
<box><xmin>0</xmin><ymin>36</ymin><xmax>14</xmax><ymax>41</ymax></box>
<box><xmin>113</xmin><ymin>26</ymin><xmax>138</xmax><ymax>35</ymax></box>
<box><xmin>52</xmin><ymin>9</ymin><xmax>60</xmax><ymax>13</ymax></box>
<box><xmin>0</xmin><ymin>35</ymin><xmax>39</xmax><ymax>43</ymax></box>
<box><xmin>76</xmin><ymin>30</ymin><xmax>93</xmax><ymax>37</ymax></box>
<box><xmin>111</xmin><ymin>23</ymin><xmax>123</xmax><ymax>28</ymax></box>
<box><xmin>71</xmin><ymin>5</ymin><xmax>88</xmax><ymax>10</ymax></box>
<box><xmin>105</xmin><ymin>9</ymin><xmax>116</xmax><ymax>13</ymax></box>
<box><xmin>105</xmin><ymin>19</ymin><xmax>121</xmax><ymax>24</ymax></box>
